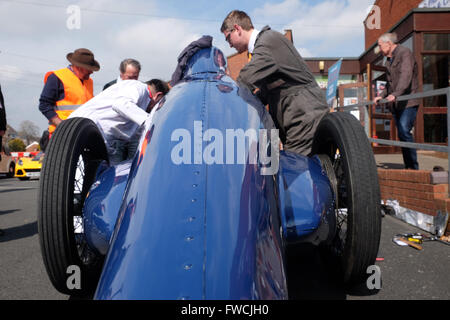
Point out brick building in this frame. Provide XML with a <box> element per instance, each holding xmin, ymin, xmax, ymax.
<box><xmin>364</xmin><ymin>0</ymin><xmax>424</xmax><ymax>49</ymax></box>
<box><xmin>304</xmin><ymin>0</ymin><xmax>450</xmax><ymax>149</ymax></box>
<box><xmin>226</xmin><ymin>0</ymin><xmax>449</xmax><ymax>148</ymax></box>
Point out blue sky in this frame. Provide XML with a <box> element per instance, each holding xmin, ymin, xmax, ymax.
<box><xmin>0</xmin><ymin>0</ymin><xmax>375</xmax><ymax>132</ymax></box>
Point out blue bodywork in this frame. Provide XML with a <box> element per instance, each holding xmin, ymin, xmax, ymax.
<box><xmin>82</xmin><ymin>47</ymin><xmax>334</xmax><ymax>299</ymax></box>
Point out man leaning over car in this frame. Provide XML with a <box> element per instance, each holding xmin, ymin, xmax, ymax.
<box><xmin>68</xmin><ymin>79</ymin><xmax>169</xmax><ymax>165</ymax></box>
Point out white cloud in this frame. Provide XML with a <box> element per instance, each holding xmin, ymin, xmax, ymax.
<box><xmin>297</xmin><ymin>47</ymin><xmax>315</xmax><ymax>58</ymax></box>
<box><xmin>0</xmin><ymin>65</ymin><xmax>26</xmax><ymax>82</ymax></box>
<box><xmin>112</xmin><ymin>18</ymin><xmax>201</xmax><ymax>80</ymax></box>
<box><xmin>252</xmin><ymin>0</ymin><xmax>307</xmax><ymax>21</ymax></box>
<box><xmin>0</xmin><ymin>1</ymin><xmax>63</xmax><ymax>36</ymax></box>
<box><xmin>252</xmin><ymin>0</ymin><xmax>375</xmax><ymax>57</ymax></box>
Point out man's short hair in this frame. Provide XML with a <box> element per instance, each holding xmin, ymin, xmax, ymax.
<box><xmin>221</xmin><ymin>10</ymin><xmax>254</xmax><ymax>32</ymax></box>
<box><xmin>119</xmin><ymin>58</ymin><xmax>141</xmax><ymax>73</ymax></box>
<box><xmin>378</xmin><ymin>33</ymin><xmax>398</xmax><ymax>44</ymax></box>
<box><xmin>146</xmin><ymin>79</ymin><xmax>170</xmax><ymax>96</ymax></box>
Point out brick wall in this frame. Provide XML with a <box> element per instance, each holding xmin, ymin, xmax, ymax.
<box><xmin>378</xmin><ymin>169</ymin><xmax>450</xmax><ymax>235</ymax></box>
<box><xmin>365</xmin><ymin>0</ymin><xmax>423</xmax><ymax>49</ymax></box>
<box><xmin>227</xmin><ymin>52</ymin><xmax>249</xmax><ymax>81</ymax></box>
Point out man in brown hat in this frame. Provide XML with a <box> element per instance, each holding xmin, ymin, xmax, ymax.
<box><xmin>38</xmin><ymin>48</ymin><xmax>100</xmax><ymax>137</ymax></box>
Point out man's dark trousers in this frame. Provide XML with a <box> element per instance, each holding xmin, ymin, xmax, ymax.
<box><xmin>393</xmin><ymin>106</ymin><xmax>419</xmax><ymax>170</ymax></box>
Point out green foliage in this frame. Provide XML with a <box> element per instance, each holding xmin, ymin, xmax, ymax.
<box><xmin>8</xmin><ymin>138</ymin><xmax>26</xmax><ymax>152</ymax></box>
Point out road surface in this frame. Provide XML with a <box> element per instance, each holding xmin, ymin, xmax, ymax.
<box><xmin>1</xmin><ymin>176</ymin><xmax>449</xmax><ymax>300</ymax></box>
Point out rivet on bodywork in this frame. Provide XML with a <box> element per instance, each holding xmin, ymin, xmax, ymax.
<box><xmin>188</xmin><ymin>217</ymin><xmax>196</xmax><ymax>222</ymax></box>
<box><xmin>191</xmin><ymin>199</ymin><xmax>197</xmax><ymax>203</ymax></box>
<box><xmin>185</xmin><ymin>236</ymin><xmax>194</xmax><ymax>242</ymax></box>
<box><xmin>184</xmin><ymin>264</ymin><xmax>193</xmax><ymax>270</ymax></box>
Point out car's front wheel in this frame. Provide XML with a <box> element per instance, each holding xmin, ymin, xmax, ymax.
<box><xmin>38</xmin><ymin>118</ymin><xmax>108</xmax><ymax>297</ymax></box>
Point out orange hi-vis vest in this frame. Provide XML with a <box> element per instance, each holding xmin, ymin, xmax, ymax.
<box><xmin>44</xmin><ymin>67</ymin><xmax>94</xmax><ymax>133</ymax></box>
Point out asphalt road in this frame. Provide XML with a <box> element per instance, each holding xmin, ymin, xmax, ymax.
<box><xmin>1</xmin><ymin>176</ymin><xmax>449</xmax><ymax>300</ymax></box>
<box><xmin>286</xmin><ymin>214</ymin><xmax>450</xmax><ymax>300</ymax></box>
<box><xmin>0</xmin><ymin>177</ymin><xmax>66</xmax><ymax>300</ymax></box>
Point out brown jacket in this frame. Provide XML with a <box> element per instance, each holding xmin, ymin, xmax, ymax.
<box><xmin>381</xmin><ymin>44</ymin><xmax>419</xmax><ymax>110</ymax></box>
<box><xmin>237</xmin><ymin>26</ymin><xmax>328</xmax><ymax>156</ymax></box>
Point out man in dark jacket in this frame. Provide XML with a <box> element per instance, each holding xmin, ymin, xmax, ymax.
<box><xmin>103</xmin><ymin>59</ymin><xmax>141</xmax><ymax>91</ymax></box>
<box><xmin>221</xmin><ymin>10</ymin><xmax>329</xmax><ymax>156</ymax></box>
<box><xmin>374</xmin><ymin>33</ymin><xmax>419</xmax><ymax>170</ymax></box>
<box><xmin>0</xmin><ymin>84</ymin><xmax>6</xmax><ymax>236</ymax></box>
<box><xmin>0</xmin><ymin>84</ymin><xmax>6</xmax><ymax>159</ymax></box>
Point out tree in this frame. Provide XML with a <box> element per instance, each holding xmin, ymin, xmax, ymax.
<box><xmin>19</xmin><ymin>120</ymin><xmax>40</xmax><ymax>146</ymax></box>
<box><xmin>8</xmin><ymin>138</ymin><xmax>26</xmax><ymax>151</ymax></box>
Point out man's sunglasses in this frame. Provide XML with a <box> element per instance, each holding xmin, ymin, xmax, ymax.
<box><xmin>225</xmin><ymin>28</ymin><xmax>235</xmax><ymax>43</ymax></box>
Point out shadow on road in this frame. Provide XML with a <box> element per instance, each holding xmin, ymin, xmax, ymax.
<box><xmin>0</xmin><ymin>209</ymin><xmax>20</xmax><ymax>216</ymax></box>
<box><xmin>0</xmin><ymin>188</ymin><xmax>37</xmax><ymax>194</ymax></box>
<box><xmin>377</xmin><ymin>162</ymin><xmax>405</xmax><ymax>170</ymax></box>
<box><xmin>286</xmin><ymin>244</ymin><xmax>380</xmax><ymax>300</ymax></box>
<box><xmin>0</xmin><ymin>221</ymin><xmax>38</xmax><ymax>243</ymax></box>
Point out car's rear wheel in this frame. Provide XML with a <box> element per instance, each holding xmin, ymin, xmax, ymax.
<box><xmin>312</xmin><ymin>112</ymin><xmax>381</xmax><ymax>285</ymax></box>
<box><xmin>38</xmin><ymin>118</ymin><xmax>108</xmax><ymax>297</ymax></box>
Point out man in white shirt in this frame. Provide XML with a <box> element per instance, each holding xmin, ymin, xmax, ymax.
<box><xmin>69</xmin><ymin>79</ymin><xmax>169</xmax><ymax>164</ymax></box>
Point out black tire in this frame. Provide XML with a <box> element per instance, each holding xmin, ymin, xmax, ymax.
<box><xmin>7</xmin><ymin>163</ymin><xmax>15</xmax><ymax>178</ymax></box>
<box><xmin>312</xmin><ymin>112</ymin><xmax>381</xmax><ymax>285</ymax></box>
<box><xmin>38</xmin><ymin>118</ymin><xmax>108</xmax><ymax>297</ymax></box>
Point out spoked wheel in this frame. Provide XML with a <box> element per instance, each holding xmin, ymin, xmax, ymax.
<box><xmin>312</xmin><ymin>112</ymin><xmax>381</xmax><ymax>285</ymax></box>
<box><xmin>38</xmin><ymin>118</ymin><xmax>108</xmax><ymax>297</ymax></box>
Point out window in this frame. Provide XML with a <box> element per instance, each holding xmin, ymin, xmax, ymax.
<box><xmin>401</xmin><ymin>35</ymin><xmax>414</xmax><ymax>52</ymax></box>
<box><xmin>422</xmin><ymin>54</ymin><xmax>450</xmax><ymax>107</ymax></box>
<box><xmin>424</xmin><ymin>114</ymin><xmax>448</xmax><ymax>143</ymax></box>
<box><xmin>313</xmin><ymin>74</ymin><xmax>357</xmax><ymax>90</ymax></box>
<box><xmin>374</xmin><ymin>56</ymin><xmax>385</xmax><ymax>66</ymax></box>
<box><xmin>424</xmin><ymin>34</ymin><xmax>450</xmax><ymax>51</ymax></box>
<box><xmin>338</xmin><ymin>74</ymin><xmax>358</xmax><ymax>83</ymax></box>
<box><xmin>422</xmin><ymin>33</ymin><xmax>449</xmax><ymax>143</ymax></box>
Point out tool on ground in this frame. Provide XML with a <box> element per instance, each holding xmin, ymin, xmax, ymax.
<box><xmin>394</xmin><ymin>232</ymin><xmax>450</xmax><ymax>247</ymax></box>
<box><xmin>393</xmin><ymin>236</ymin><xmax>423</xmax><ymax>250</ymax></box>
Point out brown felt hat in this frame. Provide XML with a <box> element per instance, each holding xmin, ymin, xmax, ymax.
<box><xmin>66</xmin><ymin>48</ymin><xmax>100</xmax><ymax>72</ymax></box>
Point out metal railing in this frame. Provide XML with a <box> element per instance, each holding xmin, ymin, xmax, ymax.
<box><xmin>337</xmin><ymin>87</ymin><xmax>450</xmax><ymax>188</ymax></box>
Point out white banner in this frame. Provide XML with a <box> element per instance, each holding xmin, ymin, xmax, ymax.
<box><xmin>419</xmin><ymin>0</ymin><xmax>450</xmax><ymax>8</ymax></box>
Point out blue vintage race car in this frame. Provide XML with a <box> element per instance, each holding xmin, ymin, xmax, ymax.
<box><xmin>38</xmin><ymin>46</ymin><xmax>381</xmax><ymax>299</ymax></box>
